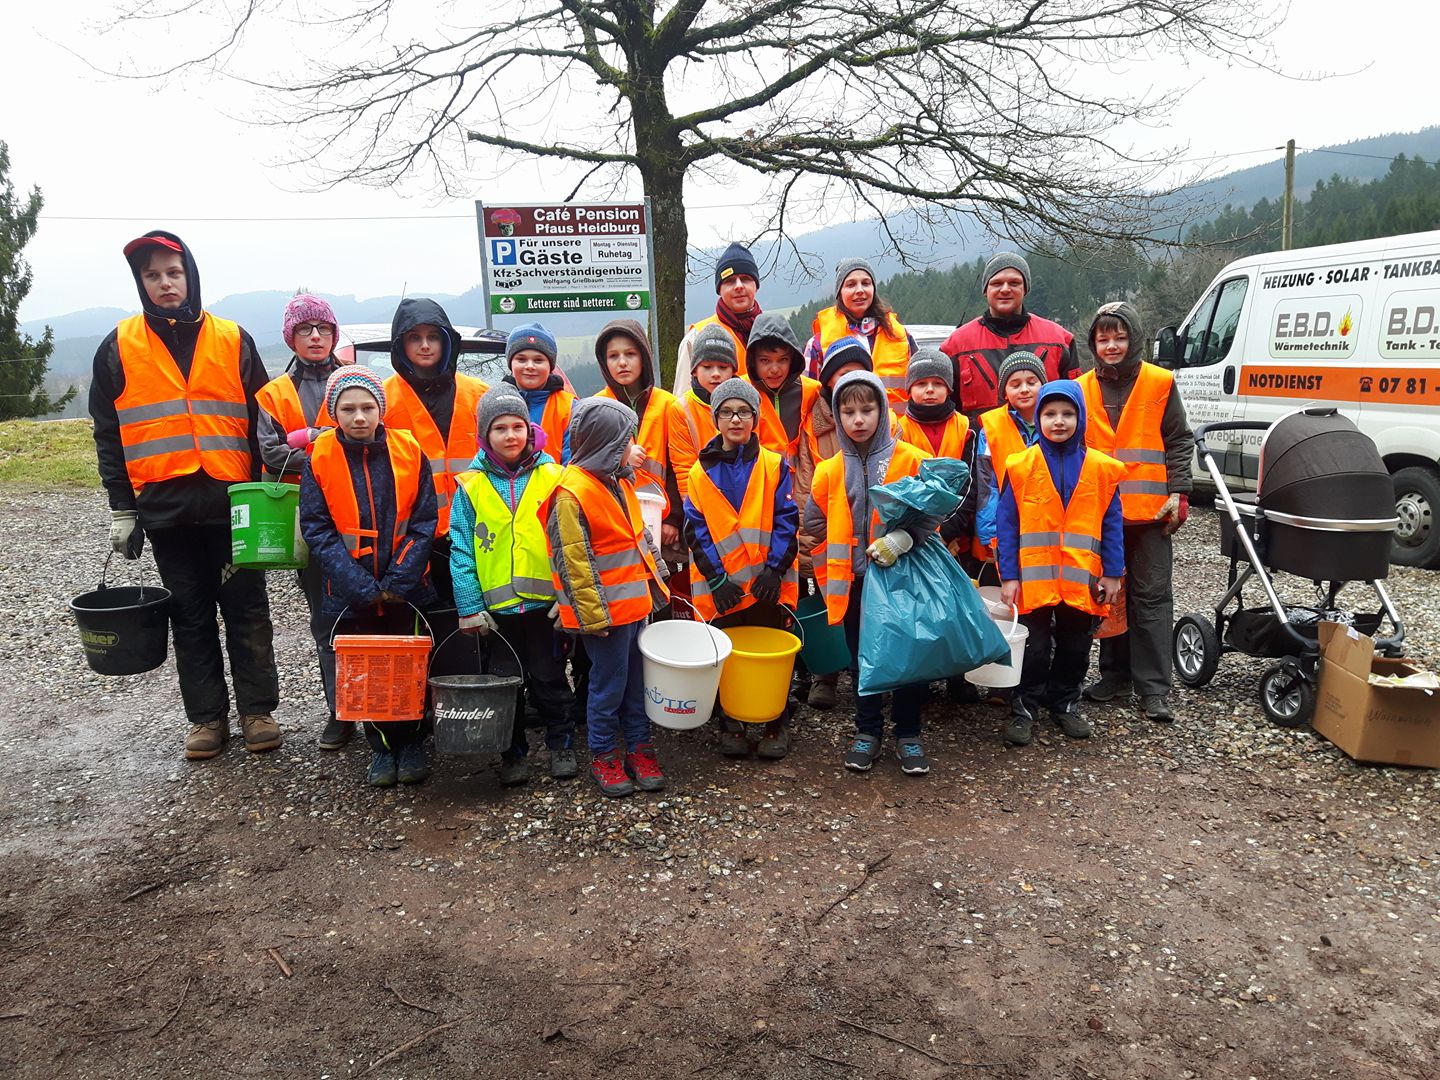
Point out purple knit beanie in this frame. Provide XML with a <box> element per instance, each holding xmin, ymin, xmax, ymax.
<box><xmin>325</xmin><ymin>366</ymin><xmax>387</xmax><ymax>419</ymax></box>
<box><xmin>283</xmin><ymin>293</ymin><xmax>339</xmax><ymax>349</ymax></box>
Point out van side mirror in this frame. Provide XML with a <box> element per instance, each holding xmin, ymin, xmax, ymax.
<box><xmin>1154</xmin><ymin>326</ymin><xmax>1181</xmax><ymax>367</ymax></box>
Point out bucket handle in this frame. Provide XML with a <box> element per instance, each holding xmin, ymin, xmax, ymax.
<box><xmin>328</xmin><ymin>600</ymin><xmax>435</xmax><ymax>649</ymax></box>
<box><xmin>1001</xmin><ymin>604</ymin><xmax>1020</xmax><ymax>639</ymax></box>
<box><xmin>668</xmin><ymin>593</ymin><xmax>726</xmax><ymax>669</ymax></box>
<box><xmin>777</xmin><ymin>603</ymin><xmax>806</xmax><ymax>647</ymax></box>
<box><xmin>98</xmin><ymin>549</ymin><xmax>155</xmax><ymax>602</ymax></box>
<box><xmin>429</xmin><ymin>624</ymin><xmax>527</xmax><ymax>682</ymax></box>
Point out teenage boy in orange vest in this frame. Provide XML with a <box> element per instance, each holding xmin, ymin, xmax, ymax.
<box><xmin>89</xmin><ymin>231</ymin><xmax>280</xmax><ymax>761</ymax></box>
<box><xmin>299</xmin><ymin>367</ymin><xmax>439</xmax><ymax>787</ymax></box>
<box><xmin>500</xmin><ymin>322</ymin><xmax>575</xmax><ymax>464</ymax></box>
<box><xmin>684</xmin><ymin>378</ymin><xmax>800</xmax><ymax>758</ymax></box>
<box><xmin>542</xmin><ymin>398</ymin><xmax>671</xmax><ymax>798</ymax></box>
<box><xmin>804</xmin><ymin>371</ymin><xmax>937</xmax><ymax>775</ymax></box>
<box><xmin>1076</xmin><ymin>303</ymin><xmax>1194</xmax><ymax>723</ymax></box>
<box><xmin>680</xmin><ymin>324</ymin><xmax>740</xmax><ymax>450</ymax></box>
<box><xmin>997</xmin><ymin>381</ymin><xmax>1124</xmax><ymax>746</ymax></box>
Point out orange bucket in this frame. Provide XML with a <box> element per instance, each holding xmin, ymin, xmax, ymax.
<box><xmin>334</xmin><ymin>634</ymin><xmax>432</xmax><ymax>722</ymax></box>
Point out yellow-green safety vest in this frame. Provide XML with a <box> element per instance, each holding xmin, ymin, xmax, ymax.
<box><xmin>457</xmin><ymin>463</ymin><xmax>562</xmax><ymax>613</ymax></box>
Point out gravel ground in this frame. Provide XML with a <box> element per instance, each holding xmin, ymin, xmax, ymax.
<box><xmin>2</xmin><ymin>490</ymin><xmax>1438</xmax><ymax>1079</ymax></box>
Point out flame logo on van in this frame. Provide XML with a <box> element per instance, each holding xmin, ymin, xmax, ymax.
<box><xmin>1337</xmin><ymin>309</ymin><xmax>1353</xmax><ymax>336</ymax></box>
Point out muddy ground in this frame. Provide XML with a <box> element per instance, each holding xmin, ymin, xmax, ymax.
<box><xmin>2</xmin><ymin>490</ymin><xmax>1438</xmax><ymax>1079</ymax></box>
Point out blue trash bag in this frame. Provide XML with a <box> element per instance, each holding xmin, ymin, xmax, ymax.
<box><xmin>858</xmin><ymin>458</ymin><xmax>1010</xmax><ymax>695</ymax></box>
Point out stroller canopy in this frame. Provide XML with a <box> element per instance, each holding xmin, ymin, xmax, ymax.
<box><xmin>1258</xmin><ymin>409</ymin><xmax>1393</xmax><ymax>521</ymax></box>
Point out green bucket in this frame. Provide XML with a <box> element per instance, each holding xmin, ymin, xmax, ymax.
<box><xmin>795</xmin><ymin>592</ymin><xmax>850</xmax><ymax>675</ymax></box>
<box><xmin>229</xmin><ymin>482</ymin><xmax>308</xmax><ymax>569</ymax></box>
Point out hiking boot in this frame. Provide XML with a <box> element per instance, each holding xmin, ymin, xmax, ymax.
<box><xmin>843</xmin><ymin>736</ymin><xmax>881</xmax><ymax>772</ymax></box>
<box><xmin>625</xmin><ymin>745</ymin><xmax>666</xmax><ymax>792</ymax></box>
<box><xmin>807</xmin><ymin>677</ymin><xmax>838</xmax><ymax>710</ymax></box>
<box><xmin>367</xmin><ymin>752</ymin><xmax>398</xmax><ymax>787</ymax></box>
<box><xmin>240</xmin><ymin>713</ymin><xmax>282</xmax><ymax>754</ymax></box>
<box><xmin>1083</xmin><ymin>677</ymin><xmax>1132</xmax><ymax>703</ymax></box>
<box><xmin>756</xmin><ymin>719</ymin><xmax>791</xmax><ymax>760</ymax></box>
<box><xmin>498</xmin><ymin>754</ymin><xmax>531</xmax><ymax>786</ymax></box>
<box><xmin>397</xmin><ymin>743</ymin><xmax>430</xmax><ymax>785</ymax></box>
<box><xmin>590</xmin><ymin>749</ymin><xmax>634</xmax><ymax>797</ymax></box>
<box><xmin>896</xmin><ymin>739</ymin><xmax>931</xmax><ymax>776</ymax></box>
<box><xmin>1003</xmin><ymin>701</ymin><xmax>1035</xmax><ymax>747</ymax></box>
<box><xmin>184</xmin><ymin>718</ymin><xmax>229</xmax><ymax>760</ymax></box>
<box><xmin>318</xmin><ymin>718</ymin><xmax>354</xmax><ymax>751</ymax></box>
<box><xmin>718</xmin><ymin>717</ymin><xmax>749</xmax><ymax>758</ymax></box>
<box><xmin>1053</xmin><ymin>709</ymin><xmax>1092</xmax><ymax>739</ymax></box>
<box><xmin>1142</xmin><ymin>695</ymin><xmax>1175</xmax><ymax>723</ymax></box>
<box><xmin>549</xmin><ymin>748</ymin><xmax>579</xmax><ymax>780</ymax></box>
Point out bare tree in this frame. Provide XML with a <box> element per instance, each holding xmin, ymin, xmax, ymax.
<box><xmin>112</xmin><ymin>0</ymin><xmax>1282</xmax><ymax>379</ymax></box>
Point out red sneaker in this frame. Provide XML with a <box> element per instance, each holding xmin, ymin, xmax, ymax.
<box><xmin>590</xmin><ymin>749</ymin><xmax>634</xmax><ymax>798</ymax></box>
<box><xmin>624</xmin><ymin>744</ymin><xmax>666</xmax><ymax>792</ymax></box>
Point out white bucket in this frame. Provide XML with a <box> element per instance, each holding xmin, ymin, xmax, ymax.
<box><xmin>964</xmin><ymin>604</ymin><xmax>1029</xmax><ymax>688</ymax></box>
<box><xmin>637</xmin><ymin>621</ymin><xmax>733</xmax><ymax>730</ymax></box>
<box><xmin>635</xmin><ymin>489</ymin><xmax>665</xmax><ymax>543</ymax></box>
<box><xmin>976</xmin><ymin>585</ymin><xmax>1010</xmax><ymax>620</ymax></box>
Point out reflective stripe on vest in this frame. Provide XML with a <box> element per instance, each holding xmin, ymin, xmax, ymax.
<box><xmin>1078</xmin><ymin>365</ymin><xmax>1172</xmax><ymax>522</ymax></box>
<box><xmin>1007</xmin><ymin>444</ymin><xmax>1123</xmax><ymax>617</ymax></box>
<box><xmin>810</xmin><ymin>440</ymin><xmax>930</xmax><ymax>624</ymax></box>
<box><xmin>756</xmin><ymin>378</ymin><xmax>820</xmax><ymax>460</ymax></box>
<box><xmin>897</xmin><ymin>412</ymin><xmax>970</xmax><ymax>459</ymax></box>
<box><xmin>382</xmin><ymin>373</ymin><xmax>487</xmax><ymax>536</ymax></box>
<box><xmin>458</xmin><ymin>462</ymin><xmax>562</xmax><ymax>614</ymax></box>
<box><xmin>114</xmin><ymin>314</ymin><xmax>252</xmax><ymax>492</ymax></box>
<box><xmin>813</xmin><ymin>308</ymin><xmax>911</xmax><ymax>414</ymax></box>
<box><xmin>682</xmin><ymin>391</ymin><xmax>718</xmax><ymax>451</ymax></box>
<box><xmin>686</xmin><ymin>446</ymin><xmax>799</xmax><ymax>620</ymax></box>
<box><xmin>256</xmin><ymin>373</ymin><xmax>334</xmax><ymax>482</ymax></box>
<box><xmin>309</xmin><ymin>429</ymin><xmax>423</xmax><ymax>571</ymax></box>
<box><xmin>688</xmin><ymin>316</ymin><xmax>748</xmax><ymax>378</ymax></box>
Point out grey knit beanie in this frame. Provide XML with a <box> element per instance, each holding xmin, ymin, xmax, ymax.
<box><xmin>905</xmin><ymin>348</ymin><xmax>954</xmax><ymax>391</ymax></box>
<box><xmin>691</xmin><ymin>324</ymin><xmax>739</xmax><ymax>371</ymax></box>
<box><xmin>476</xmin><ymin>386</ymin><xmax>531</xmax><ymax>437</ymax></box>
<box><xmin>833</xmin><ymin>257</ymin><xmax>877</xmax><ymax>299</ymax></box>
<box><xmin>996</xmin><ymin>350</ymin><xmax>1047</xmax><ymax>401</ymax></box>
<box><xmin>982</xmin><ymin>251</ymin><xmax>1031</xmax><ymax>292</ymax></box>
<box><xmin>709</xmin><ymin>377</ymin><xmax>762</xmax><ymax>424</ymax></box>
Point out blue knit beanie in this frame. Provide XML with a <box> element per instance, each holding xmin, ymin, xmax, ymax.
<box><xmin>506</xmin><ymin>322</ymin><xmax>558</xmax><ymax>368</ymax></box>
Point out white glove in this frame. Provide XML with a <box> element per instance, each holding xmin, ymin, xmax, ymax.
<box><xmin>110</xmin><ymin>510</ymin><xmax>142</xmax><ymax>560</ymax></box>
<box><xmin>459</xmin><ymin>611</ymin><xmax>498</xmax><ymax>636</ymax></box>
<box><xmin>865</xmin><ymin>529</ymin><xmax>914</xmax><ymax>568</ymax></box>
<box><xmin>547</xmin><ymin>602</ymin><xmax>560</xmax><ymax>621</ymax></box>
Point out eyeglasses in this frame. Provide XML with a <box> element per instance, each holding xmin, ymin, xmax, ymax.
<box><xmin>293</xmin><ymin>323</ymin><xmax>335</xmax><ymax>338</ymax></box>
<box><xmin>716</xmin><ymin>408</ymin><xmax>754</xmax><ymax>421</ymax></box>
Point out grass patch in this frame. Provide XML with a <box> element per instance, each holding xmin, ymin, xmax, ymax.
<box><xmin>0</xmin><ymin>419</ymin><xmax>101</xmax><ymax>490</ymax></box>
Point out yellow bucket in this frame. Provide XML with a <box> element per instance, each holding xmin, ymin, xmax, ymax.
<box><xmin>718</xmin><ymin>626</ymin><xmax>802</xmax><ymax>723</ymax></box>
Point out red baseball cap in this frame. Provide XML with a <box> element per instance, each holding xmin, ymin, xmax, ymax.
<box><xmin>122</xmin><ymin>234</ymin><xmax>184</xmax><ymax>259</ymax></box>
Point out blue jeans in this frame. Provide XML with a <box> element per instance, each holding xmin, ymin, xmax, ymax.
<box><xmin>582</xmin><ymin>620</ymin><xmax>651</xmax><ymax>754</ymax></box>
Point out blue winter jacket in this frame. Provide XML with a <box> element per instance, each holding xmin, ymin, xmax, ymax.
<box><xmin>448</xmin><ymin>444</ymin><xmax>558</xmax><ymax>617</ymax></box>
<box><xmin>683</xmin><ymin>434</ymin><xmax>800</xmax><ymax>585</ymax></box>
<box><xmin>976</xmin><ymin>406</ymin><xmax>1039</xmax><ymax>546</ymax></box>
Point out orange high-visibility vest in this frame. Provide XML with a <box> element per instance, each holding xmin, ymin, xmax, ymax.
<box><xmin>688</xmin><ymin>315</ymin><xmax>748</xmax><ymax>377</ymax></box>
<box><xmin>542</xmin><ymin>467</ymin><xmax>668</xmax><ymax>629</ymax></box>
<box><xmin>1007</xmin><ymin>444</ymin><xmax>1124</xmax><ymax>617</ymax></box>
<box><xmin>309</xmin><ymin>427</ymin><xmax>424</xmax><ymax>574</ymax></box>
<box><xmin>980</xmin><ymin>407</ymin><xmax>1031</xmax><ymax>493</ymax></box>
<box><xmin>810</xmin><ymin>440</ymin><xmax>930</xmax><ymax>624</ymax></box>
<box><xmin>813</xmin><ymin>307</ymin><xmax>911</xmax><ymax>415</ymax></box>
<box><xmin>896</xmin><ymin>412</ymin><xmax>970</xmax><ymax>459</ymax></box>
<box><xmin>1078</xmin><ymin>365</ymin><xmax>1172</xmax><ymax>522</ymax></box>
<box><xmin>596</xmin><ymin>386</ymin><xmax>696</xmax><ymax>508</ymax></box>
<box><xmin>680</xmin><ymin>390</ymin><xmax>718</xmax><ymax>451</ymax></box>
<box><xmin>256</xmin><ymin>373</ymin><xmax>334</xmax><ymax>483</ymax></box>
<box><xmin>756</xmin><ymin>378</ymin><xmax>821</xmax><ymax>461</ymax></box>
<box><xmin>114</xmin><ymin>314</ymin><xmax>252</xmax><ymax>494</ymax></box>
<box><xmin>686</xmin><ymin>446</ymin><xmax>800</xmax><ymax>620</ymax></box>
<box><xmin>382</xmin><ymin>373</ymin><xmax>487</xmax><ymax>535</ymax></box>
<box><xmin>539</xmin><ymin>389</ymin><xmax>575</xmax><ymax>460</ymax></box>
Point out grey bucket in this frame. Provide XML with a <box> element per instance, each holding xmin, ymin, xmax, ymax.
<box><xmin>429</xmin><ymin>673</ymin><xmax>521</xmax><ymax>754</ymax></box>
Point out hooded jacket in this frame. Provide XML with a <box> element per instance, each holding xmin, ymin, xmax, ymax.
<box><xmin>388</xmin><ymin>297</ymin><xmax>466</xmax><ymax>436</ymax></box>
<box><xmin>746</xmin><ymin>313</ymin><xmax>820</xmax><ymax>459</ymax></box>
<box><xmin>995</xmin><ymin>380</ymin><xmax>1124</xmax><ymax>583</ymax></box>
<box><xmin>89</xmin><ymin>230</ymin><xmax>269</xmax><ymax>529</ymax></box>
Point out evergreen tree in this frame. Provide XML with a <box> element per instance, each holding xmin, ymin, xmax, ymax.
<box><xmin>0</xmin><ymin>142</ymin><xmax>72</xmax><ymax>420</ymax></box>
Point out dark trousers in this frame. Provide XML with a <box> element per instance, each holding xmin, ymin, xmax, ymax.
<box><xmin>297</xmin><ymin>560</ymin><xmax>335</xmax><ymax>716</ymax></box>
<box><xmin>426</xmin><ymin>535</ymin><xmax>460</xmax><ymax>655</ymax></box>
<box><xmin>713</xmin><ymin>600</ymin><xmax>789</xmax><ymax>632</ymax></box>
<box><xmin>566</xmin><ymin>637</ymin><xmax>591</xmax><ymax>725</ymax></box>
<box><xmin>582</xmin><ymin>620</ymin><xmax>650</xmax><ymax>754</ymax></box>
<box><xmin>148</xmin><ymin>525</ymin><xmax>279</xmax><ymax>725</ymax></box>
<box><xmin>491</xmin><ymin>609</ymin><xmax>575</xmax><ymax>759</ymax></box>
<box><xmin>1018</xmin><ymin>603</ymin><xmax>1096</xmax><ymax>713</ymax></box>
<box><xmin>319</xmin><ymin>604</ymin><xmax>428</xmax><ymax>752</ymax></box>
<box><xmin>843</xmin><ymin>577</ymin><xmax>925</xmax><ymax>741</ymax></box>
<box><xmin>1099</xmin><ymin>523</ymin><xmax>1174</xmax><ymax>697</ymax></box>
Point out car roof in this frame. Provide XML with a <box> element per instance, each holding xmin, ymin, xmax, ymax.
<box><xmin>335</xmin><ymin>323</ymin><xmax>575</xmax><ymax>392</ymax></box>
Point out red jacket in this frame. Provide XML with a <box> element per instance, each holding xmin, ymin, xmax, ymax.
<box><xmin>941</xmin><ymin>312</ymin><xmax>1078</xmax><ymax>418</ymax></box>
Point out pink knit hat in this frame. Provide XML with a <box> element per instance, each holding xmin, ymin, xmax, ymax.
<box><xmin>283</xmin><ymin>293</ymin><xmax>339</xmax><ymax>349</ymax></box>
<box><xmin>325</xmin><ymin>365</ymin><xmax>387</xmax><ymax>419</ymax></box>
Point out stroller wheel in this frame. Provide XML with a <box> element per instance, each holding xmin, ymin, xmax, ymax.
<box><xmin>1173</xmin><ymin>614</ymin><xmax>1220</xmax><ymax>688</ymax></box>
<box><xmin>1259</xmin><ymin>660</ymin><xmax>1315</xmax><ymax>728</ymax></box>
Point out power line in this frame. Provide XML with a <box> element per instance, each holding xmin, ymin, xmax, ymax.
<box><xmin>1295</xmin><ymin>145</ymin><xmax>1440</xmax><ymax>169</ymax></box>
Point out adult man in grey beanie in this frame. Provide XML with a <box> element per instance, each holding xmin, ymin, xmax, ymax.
<box><xmin>672</xmin><ymin>242</ymin><xmax>763</xmax><ymax>396</ymax></box>
<box><xmin>940</xmin><ymin>250</ymin><xmax>1079</xmax><ymax>422</ymax></box>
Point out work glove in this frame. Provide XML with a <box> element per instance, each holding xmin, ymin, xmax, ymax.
<box><xmin>286</xmin><ymin>427</ymin><xmax>317</xmax><ymax>450</ymax></box>
<box><xmin>459</xmin><ymin>611</ymin><xmax>498</xmax><ymax>636</ymax></box>
<box><xmin>547</xmin><ymin>602</ymin><xmax>561</xmax><ymax>621</ymax></box>
<box><xmin>1154</xmin><ymin>493</ymin><xmax>1189</xmax><ymax>536</ymax></box>
<box><xmin>710</xmin><ymin>578</ymin><xmax>745</xmax><ymax>614</ymax></box>
<box><xmin>751</xmin><ymin>566</ymin><xmax>782</xmax><ymax>604</ymax></box>
<box><xmin>110</xmin><ymin>510</ymin><xmax>144</xmax><ymax>560</ymax></box>
<box><xmin>865</xmin><ymin>529</ymin><xmax>914</xmax><ymax>568</ymax></box>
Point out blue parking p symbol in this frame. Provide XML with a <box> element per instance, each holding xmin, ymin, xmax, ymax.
<box><xmin>491</xmin><ymin>240</ymin><xmax>517</xmax><ymax>265</ymax></box>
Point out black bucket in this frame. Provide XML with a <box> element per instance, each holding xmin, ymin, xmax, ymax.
<box><xmin>429</xmin><ymin>674</ymin><xmax>521</xmax><ymax>754</ymax></box>
<box><xmin>69</xmin><ymin>556</ymin><xmax>171</xmax><ymax>676</ymax></box>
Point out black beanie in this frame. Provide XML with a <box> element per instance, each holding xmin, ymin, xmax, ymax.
<box><xmin>714</xmin><ymin>242</ymin><xmax>760</xmax><ymax>293</ymax></box>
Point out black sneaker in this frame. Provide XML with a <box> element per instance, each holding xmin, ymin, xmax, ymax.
<box><xmin>1083</xmin><ymin>677</ymin><xmax>1132</xmax><ymax>703</ymax></box>
<box><xmin>396</xmin><ymin>744</ymin><xmax>430</xmax><ymax>785</ymax></box>
<box><xmin>318</xmin><ymin>718</ymin><xmax>354</xmax><ymax>751</ymax></box>
<box><xmin>498</xmin><ymin>755</ymin><xmax>530</xmax><ymax>786</ymax></box>
<box><xmin>367</xmin><ymin>752</ymin><xmax>398</xmax><ymax>788</ymax></box>
<box><xmin>1142</xmin><ymin>695</ymin><xmax>1175</xmax><ymax>723</ymax></box>
<box><xmin>549</xmin><ymin>748</ymin><xmax>578</xmax><ymax>780</ymax></box>
<box><xmin>1003</xmin><ymin>714</ymin><xmax>1034</xmax><ymax>746</ymax></box>
<box><xmin>1053</xmin><ymin>710</ymin><xmax>1092</xmax><ymax>739</ymax></box>
<box><xmin>896</xmin><ymin>739</ymin><xmax>931</xmax><ymax>775</ymax></box>
<box><xmin>843</xmin><ymin>736</ymin><xmax>881</xmax><ymax>772</ymax></box>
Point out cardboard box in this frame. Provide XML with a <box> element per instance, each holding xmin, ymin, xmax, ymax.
<box><xmin>1314</xmin><ymin>622</ymin><xmax>1440</xmax><ymax>768</ymax></box>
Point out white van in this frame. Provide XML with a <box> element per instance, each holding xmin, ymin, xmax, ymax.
<box><xmin>1155</xmin><ymin>229</ymin><xmax>1440</xmax><ymax>568</ymax></box>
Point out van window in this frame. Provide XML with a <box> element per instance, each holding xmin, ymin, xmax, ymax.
<box><xmin>1181</xmin><ymin>276</ymin><xmax>1249</xmax><ymax>367</ymax></box>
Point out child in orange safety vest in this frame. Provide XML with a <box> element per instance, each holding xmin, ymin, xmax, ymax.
<box><xmin>680</xmin><ymin>324</ymin><xmax>740</xmax><ymax>451</ymax></box>
<box><xmin>299</xmin><ymin>366</ymin><xmax>439</xmax><ymax>788</ymax></box>
<box><xmin>683</xmin><ymin>378</ymin><xmax>800</xmax><ymax>760</ymax></box>
<box><xmin>996</xmin><ymin>380</ymin><xmax>1124</xmax><ymax>747</ymax></box>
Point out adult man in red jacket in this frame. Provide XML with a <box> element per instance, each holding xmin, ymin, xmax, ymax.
<box><xmin>941</xmin><ymin>253</ymin><xmax>1079</xmax><ymax>422</ymax></box>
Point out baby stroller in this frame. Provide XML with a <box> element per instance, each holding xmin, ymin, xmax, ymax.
<box><xmin>1172</xmin><ymin>408</ymin><xmax>1405</xmax><ymax>727</ymax></box>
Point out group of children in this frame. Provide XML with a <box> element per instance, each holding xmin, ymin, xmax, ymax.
<box><xmin>263</xmin><ymin>253</ymin><xmax>1192</xmax><ymax>795</ymax></box>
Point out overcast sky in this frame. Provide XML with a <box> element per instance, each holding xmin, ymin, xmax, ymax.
<box><xmin>6</xmin><ymin>0</ymin><xmax>1438</xmax><ymax>323</ymax></box>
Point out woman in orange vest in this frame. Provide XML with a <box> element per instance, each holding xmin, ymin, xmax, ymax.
<box><xmin>805</xmin><ymin>258</ymin><xmax>917</xmax><ymax>415</ymax></box>
<box><xmin>996</xmin><ymin>381</ymin><xmax>1124</xmax><ymax>747</ymax></box>
<box><xmin>300</xmin><ymin>367</ymin><xmax>439</xmax><ymax>788</ymax></box>
<box><xmin>500</xmin><ymin>322</ymin><xmax>576</xmax><ymax>464</ymax></box>
<box><xmin>1075</xmin><ymin>302</ymin><xmax>1194</xmax><ymax>724</ymax></box>
<box><xmin>683</xmin><ymin>378</ymin><xmax>800</xmax><ymax>759</ymax></box>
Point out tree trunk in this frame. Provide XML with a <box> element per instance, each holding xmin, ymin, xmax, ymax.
<box><xmin>636</xmin><ymin>140</ymin><xmax>688</xmax><ymax>389</ymax></box>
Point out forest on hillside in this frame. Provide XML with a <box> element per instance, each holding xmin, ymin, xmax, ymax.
<box><xmin>789</xmin><ymin>153</ymin><xmax>1440</xmax><ymax>348</ymax></box>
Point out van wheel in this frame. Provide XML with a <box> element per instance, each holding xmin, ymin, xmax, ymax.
<box><xmin>1391</xmin><ymin>466</ymin><xmax>1440</xmax><ymax>569</ymax></box>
